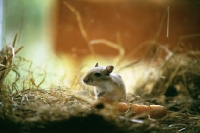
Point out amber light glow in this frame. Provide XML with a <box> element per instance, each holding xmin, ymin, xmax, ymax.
<box><xmin>53</xmin><ymin>0</ymin><xmax>200</xmax><ymax>91</ymax></box>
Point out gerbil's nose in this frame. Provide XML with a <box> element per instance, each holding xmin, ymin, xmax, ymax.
<box><xmin>83</xmin><ymin>76</ymin><xmax>89</xmax><ymax>83</ymax></box>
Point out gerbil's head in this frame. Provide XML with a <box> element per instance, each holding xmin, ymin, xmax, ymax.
<box><xmin>83</xmin><ymin>63</ymin><xmax>114</xmax><ymax>86</ymax></box>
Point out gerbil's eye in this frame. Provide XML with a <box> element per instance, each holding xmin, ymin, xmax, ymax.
<box><xmin>94</xmin><ymin>73</ymin><xmax>101</xmax><ymax>77</ymax></box>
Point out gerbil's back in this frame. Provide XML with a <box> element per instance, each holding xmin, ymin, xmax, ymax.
<box><xmin>110</xmin><ymin>73</ymin><xmax>126</xmax><ymax>90</ymax></box>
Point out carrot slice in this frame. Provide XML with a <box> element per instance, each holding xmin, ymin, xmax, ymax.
<box><xmin>116</xmin><ymin>102</ymin><xmax>167</xmax><ymax>118</ymax></box>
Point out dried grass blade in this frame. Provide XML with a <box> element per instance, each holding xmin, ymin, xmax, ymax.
<box><xmin>12</xmin><ymin>34</ymin><xmax>18</xmax><ymax>48</ymax></box>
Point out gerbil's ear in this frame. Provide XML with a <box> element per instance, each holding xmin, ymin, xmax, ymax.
<box><xmin>95</xmin><ymin>62</ymin><xmax>99</xmax><ymax>67</ymax></box>
<box><xmin>105</xmin><ymin>65</ymin><xmax>114</xmax><ymax>75</ymax></box>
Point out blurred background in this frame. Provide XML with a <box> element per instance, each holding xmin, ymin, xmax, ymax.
<box><xmin>1</xmin><ymin>0</ymin><xmax>200</xmax><ymax>90</ymax></box>
<box><xmin>2</xmin><ymin>0</ymin><xmax>55</xmax><ymax>63</ymax></box>
<box><xmin>55</xmin><ymin>0</ymin><xmax>200</xmax><ymax>59</ymax></box>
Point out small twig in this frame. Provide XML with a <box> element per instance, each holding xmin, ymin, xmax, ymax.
<box><xmin>90</xmin><ymin>39</ymin><xmax>125</xmax><ymax>60</ymax></box>
<box><xmin>167</xmin><ymin>6</ymin><xmax>170</xmax><ymax>38</ymax></box>
<box><xmin>63</xmin><ymin>1</ymin><xmax>96</xmax><ymax>59</ymax></box>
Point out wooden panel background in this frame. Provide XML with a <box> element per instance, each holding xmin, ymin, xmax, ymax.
<box><xmin>54</xmin><ymin>0</ymin><xmax>200</xmax><ymax>60</ymax></box>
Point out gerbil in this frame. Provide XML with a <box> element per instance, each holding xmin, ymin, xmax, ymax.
<box><xmin>83</xmin><ymin>63</ymin><xmax>126</xmax><ymax>102</ymax></box>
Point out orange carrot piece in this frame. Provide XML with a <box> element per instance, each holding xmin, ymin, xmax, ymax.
<box><xmin>116</xmin><ymin>102</ymin><xmax>167</xmax><ymax>118</ymax></box>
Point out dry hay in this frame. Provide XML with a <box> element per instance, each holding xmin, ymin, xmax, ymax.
<box><xmin>0</xmin><ymin>37</ymin><xmax>200</xmax><ymax>133</ymax></box>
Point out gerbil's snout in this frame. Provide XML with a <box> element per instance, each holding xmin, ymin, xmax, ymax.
<box><xmin>83</xmin><ymin>76</ymin><xmax>89</xmax><ymax>83</ymax></box>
